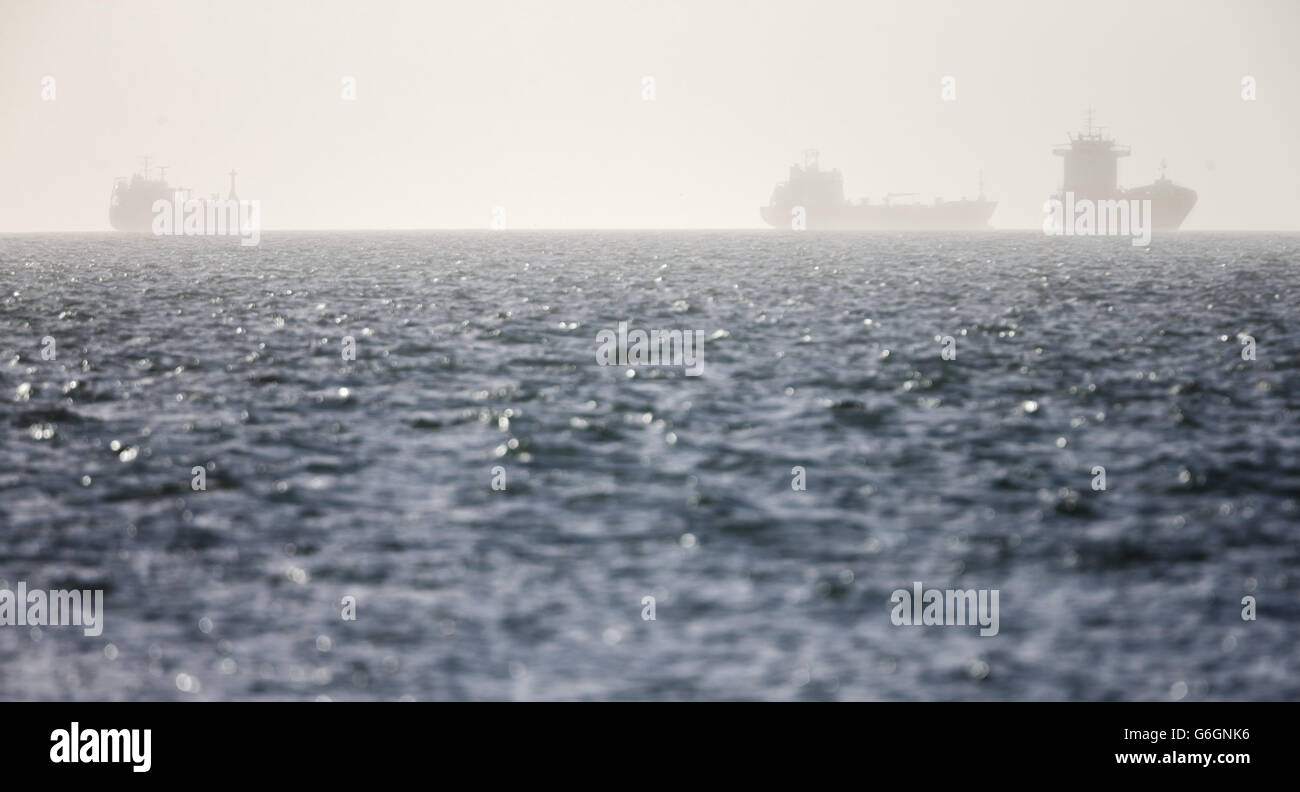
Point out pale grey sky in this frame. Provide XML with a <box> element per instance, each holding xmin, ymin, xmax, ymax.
<box><xmin>2</xmin><ymin>0</ymin><xmax>1297</xmax><ymax>230</ymax></box>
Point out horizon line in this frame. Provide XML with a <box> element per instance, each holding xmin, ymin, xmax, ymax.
<box><xmin>5</xmin><ymin>227</ymin><xmax>1300</xmax><ymax>235</ymax></box>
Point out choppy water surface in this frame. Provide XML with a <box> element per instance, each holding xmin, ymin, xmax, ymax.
<box><xmin>1</xmin><ymin>231</ymin><xmax>1297</xmax><ymax>700</ymax></box>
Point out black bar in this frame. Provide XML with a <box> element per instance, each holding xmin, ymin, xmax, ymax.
<box><xmin>5</xmin><ymin>702</ymin><xmax>1282</xmax><ymax>780</ymax></box>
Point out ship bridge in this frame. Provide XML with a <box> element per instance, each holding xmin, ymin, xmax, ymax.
<box><xmin>1053</xmin><ymin>111</ymin><xmax>1131</xmax><ymax>197</ymax></box>
<box><xmin>775</xmin><ymin>149</ymin><xmax>846</xmax><ymax>209</ymax></box>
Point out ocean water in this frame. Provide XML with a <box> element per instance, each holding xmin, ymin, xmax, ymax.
<box><xmin>1</xmin><ymin>230</ymin><xmax>1297</xmax><ymax>701</ymax></box>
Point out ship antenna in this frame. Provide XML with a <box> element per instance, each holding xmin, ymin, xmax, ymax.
<box><xmin>228</xmin><ymin>169</ymin><xmax>238</xmax><ymax>200</ymax></box>
<box><xmin>158</xmin><ymin>165</ymin><xmax>168</xmax><ymax>183</ymax></box>
<box><xmin>141</xmin><ymin>154</ymin><xmax>151</xmax><ymax>179</ymax></box>
<box><xmin>802</xmin><ymin>149</ymin><xmax>819</xmax><ymax>170</ymax></box>
<box><xmin>1085</xmin><ymin>107</ymin><xmax>1094</xmax><ymax>136</ymax></box>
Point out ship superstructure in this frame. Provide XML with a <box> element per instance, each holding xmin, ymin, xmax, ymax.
<box><xmin>108</xmin><ymin>157</ymin><xmax>173</xmax><ymax>232</ymax></box>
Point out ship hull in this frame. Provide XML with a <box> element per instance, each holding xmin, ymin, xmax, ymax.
<box><xmin>109</xmin><ymin>205</ymin><xmax>159</xmax><ymax>233</ymax></box>
<box><xmin>1050</xmin><ymin>182</ymin><xmax>1197</xmax><ymax>233</ymax></box>
<box><xmin>1119</xmin><ymin>182</ymin><xmax>1197</xmax><ymax>231</ymax></box>
<box><xmin>761</xmin><ymin>200</ymin><xmax>997</xmax><ymax>230</ymax></box>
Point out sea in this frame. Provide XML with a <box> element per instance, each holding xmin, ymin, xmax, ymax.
<box><xmin>1</xmin><ymin>230</ymin><xmax>1297</xmax><ymax>700</ymax></box>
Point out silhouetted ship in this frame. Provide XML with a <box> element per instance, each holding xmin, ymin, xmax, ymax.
<box><xmin>109</xmin><ymin>158</ymin><xmax>240</xmax><ymax>232</ymax></box>
<box><xmin>1052</xmin><ymin>113</ymin><xmax>1196</xmax><ymax>230</ymax></box>
<box><xmin>760</xmin><ymin>150</ymin><xmax>996</xmax><ymax>230</ymax></box>
<box><xmin>109</xmin><ymin>158</ymin><xmax>170</xmax><ymax>232</ymax></box>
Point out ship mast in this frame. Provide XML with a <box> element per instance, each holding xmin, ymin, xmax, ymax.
<box><xmin>227</xmin><ymin>169</ymin><xmax>238</xmax><ymax>200</ymax></box>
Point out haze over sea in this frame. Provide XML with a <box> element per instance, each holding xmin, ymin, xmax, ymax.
<box><xmin>1</xmin><ymin>230</ymin><xmax>1297</xmax><ymax>700</ymax></box>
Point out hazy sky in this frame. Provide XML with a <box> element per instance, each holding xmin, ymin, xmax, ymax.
<box><xmin>2</xmin><ymin>0</ymin><xmax>1298</xmax><ymax>230</ymax></box>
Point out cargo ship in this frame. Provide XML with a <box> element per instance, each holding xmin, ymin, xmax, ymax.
<box><xmin>109</xmin><ymin>158</ymin><xmax>240</xmax><ymax>232</ymax></box>
<box><xmin>760</xmin><ymin>150</ymin><xmax>996</xmax><ymax>230</ymax></box>
<box><xmin>1051</xmin><ymin>113</ymin><xmax>1196</xmax><ymax>230</ymax></box>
